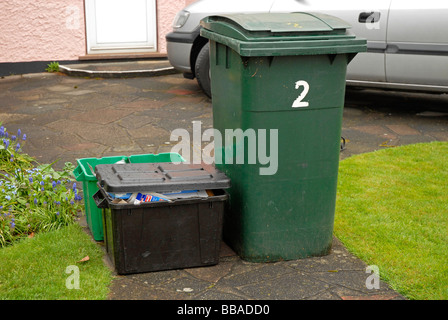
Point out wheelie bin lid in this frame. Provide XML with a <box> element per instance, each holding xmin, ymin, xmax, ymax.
<box><xmin>95</xmin><ymin>162</ymin><xmax>231</xmax><ymax>193</ymax></box>
<box><xmin>200</xmin><ymin>12</ymin><xmax>366</xmax><ymax>56</ymax></box>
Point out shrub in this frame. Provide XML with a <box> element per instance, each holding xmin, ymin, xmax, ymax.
<box><xmin>0</xmin><ymin>124</ymin><xmax>83</xmax><ymax>247</ymax></box>
<box><xmin>45</xmin><ymin>62</ymin><xmax>60</xmax><ymax>73</ymax></box>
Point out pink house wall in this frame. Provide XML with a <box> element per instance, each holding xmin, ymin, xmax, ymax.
<box><xmin>0</xmin><ymin>0</ymin><xmax>86</xmax><ymax>63</ymax></box>
<box><xmin>0</xmin><ymin>0</ymin><xmax>194</xmax><ymax>63</ymax></box>
<box><xmin>157</xmin><ymin>0</ymin><xmax>194</xmax><ymax>54</ymax></box>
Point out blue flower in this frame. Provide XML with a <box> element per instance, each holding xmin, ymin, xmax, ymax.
<box><xmin>10</xmin><ymin>222</ymin><xmax>15</xmax><ymax>228</ymax></box>
<box><xmin>22</xmin><ymin>134</ymin><xmax>27</xmax><ymax>141</ymax></box>
<box><xmin>52</xmin><ymin>181</ymin><xmax>57</xmax><ymax>188</ymax></box>
<box><xmin>34</xmin><ymin>198</ymin><xmax>38</xmax><ymax>205</ymax></box>
<box><xmin>15</xmin><ymin>143</ymin><xmax>20</xmax><ymax>152</ymax></box>
<box><xmin>5</xmin><ymin>195</ymin><xmax>11</xmax><ymax>201</ymax></box>
<box><xmin>40</xmin><ymin>181</ymin><xmax>45</xmax><ymax>186</ymax></box>
<box><xmin>11</xmin><ymin>135</ymin><xmax>16</xmax><ymax>141</ymax></box>
<box><xmin>17</xmin><ymin>129</ymin><xmax>21</xmax><ymax>137</ymax></box>
<box><xmin>3</xmin><ymin>139</ymin><xmax>9</xmax><ymax>149</ymax></box>
<box><xmin>29</xmin><ymin>177</ymin><xmax>33</xmax><ymax>183</ymax></box>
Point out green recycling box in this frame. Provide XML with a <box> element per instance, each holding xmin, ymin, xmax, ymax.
<box><xmin>200</xmin><ymin>13</ymin><xmax>366</xmax><ymax>262</ymax></box>
<box><xmin>73</xmin><ymin>153</ymin><xmax>184</xmax><ymax>241</ymax></box>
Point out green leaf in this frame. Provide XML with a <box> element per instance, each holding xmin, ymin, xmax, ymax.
<box><xmin>52</xmin><ymin>172</ymin><xmax>61</xmax><ymax>180</ymax></box>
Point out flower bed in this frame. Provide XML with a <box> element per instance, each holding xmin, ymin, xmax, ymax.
<box><xmin>0</xmin><ymin>124</ymin><xmax>83</xmax><ymax>247</ymax></box>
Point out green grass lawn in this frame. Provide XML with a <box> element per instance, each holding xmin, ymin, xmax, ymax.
<box><xmin>335</xmin><ymin>141</ymin><xmax>448</xmax><ymax>300</ymax></box>
<box><xmin>0</xmin><ymin>223</ymin><xmax>112</xmax><ymax>300</ymax></box>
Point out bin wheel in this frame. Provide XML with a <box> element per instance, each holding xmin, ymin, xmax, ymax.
<box><xmin>341</xmin><ymin>136</ymin><xmax>346</xmax><ymax>151</ymax></box>
<box><xmin>195</xmin><ymin>43</ymin><xmax>211</xmax><ymax>98</ymax></box>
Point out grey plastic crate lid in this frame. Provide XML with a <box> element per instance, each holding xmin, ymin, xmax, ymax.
<box><xmin>95</xmin><ymin>162</ymin><xmax>231</xmax><ymax>193</ymax></box>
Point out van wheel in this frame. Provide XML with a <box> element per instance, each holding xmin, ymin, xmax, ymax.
<box><xmin>195</xmin><ymin>43</ymin><xmax>211</xmax><ymax>98</ymax></box>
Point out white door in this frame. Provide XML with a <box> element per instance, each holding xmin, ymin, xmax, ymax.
<box><xmin>85</xmin><ymin>0</ymin><xmax>157</xmax><ymax>54</ymax></box>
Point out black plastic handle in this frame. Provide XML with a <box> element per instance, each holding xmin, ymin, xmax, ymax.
<box><xmin>359</xmin><ymin>12</ymin><xmax>381</xmax><ymax>23</ymax></box>
<box><xmin>93</xmin><ymin>189</ymin><xmax>109</xmax><ymax>209</ymax></box>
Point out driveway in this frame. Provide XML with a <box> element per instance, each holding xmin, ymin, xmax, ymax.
<box><xmin>342</xmin><ymin>88</ymin><xmax>448</xmax><ymax>159</ymax></box>
<box><xmin>1</xmin><ymin>73</ymin><xmax>447</xmax><ymax>168</ymax></box>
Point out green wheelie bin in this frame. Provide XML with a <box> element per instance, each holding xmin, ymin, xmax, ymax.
<box><xmin>200</xmin><ymin>13</ymin><xmax>366</xmax><ymax>262</ymax></box>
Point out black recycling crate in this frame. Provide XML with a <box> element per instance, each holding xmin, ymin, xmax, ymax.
<box><xmin>93</xmin><ymin>162</ymin><xmax>230</xmax><ymax>275</ymax></box>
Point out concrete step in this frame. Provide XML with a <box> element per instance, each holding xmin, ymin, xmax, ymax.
<box><xmin>59</xmin><ymin>59</ymin><xmax>178</xmax><ymax>78</ymax></box>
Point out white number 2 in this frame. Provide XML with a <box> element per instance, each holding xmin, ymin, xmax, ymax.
<box><xmin>292</xmin><ymin>80</ymin><xmax>309</xmax><ymax>108</ymax></box>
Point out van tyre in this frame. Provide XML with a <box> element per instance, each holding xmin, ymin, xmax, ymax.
<box><xmin>195</xmin><ymin>43</ymin><xmax>211</xmax><ymax>98</ymax></box>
